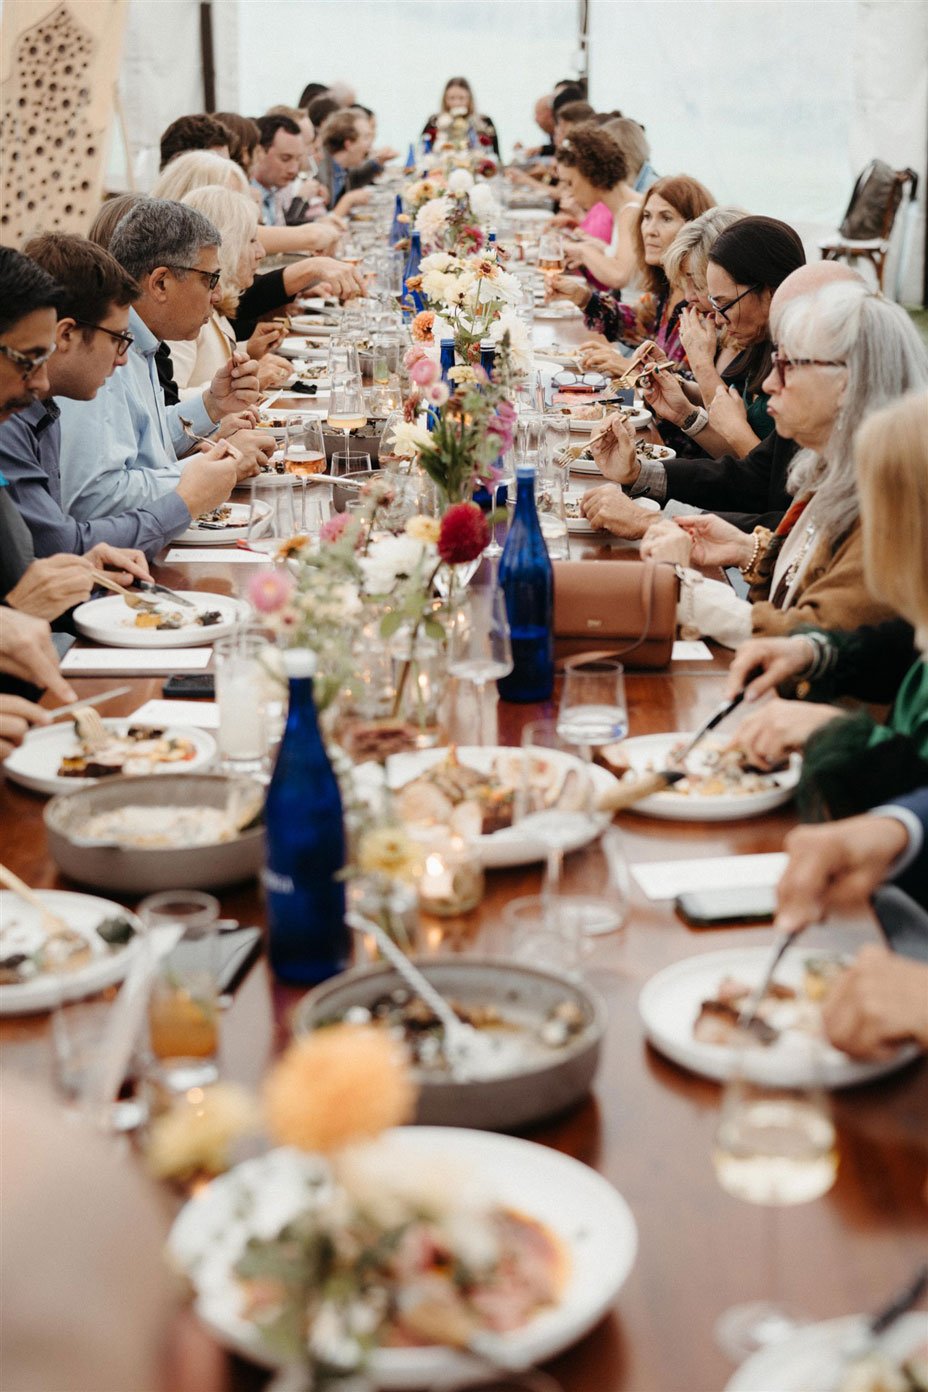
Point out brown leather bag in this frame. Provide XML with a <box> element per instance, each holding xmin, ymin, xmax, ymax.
<box><xmin>552</xmin><ymin>558</ymin><xmax>678</xmax><ymax>668</ymax></box>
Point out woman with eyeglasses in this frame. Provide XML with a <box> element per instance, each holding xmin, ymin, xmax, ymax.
<box><xmin>165</xmin><ymin>186</ymin><xmax>290</xmax><ymax>397</ymax></box>
<box><xmin>642</xmin><ymin>216</ymin><xmax>806</xmax><ymax>459</ymax></box>
<box><xmin>545</xmin><ymin>174</ymin><xmax>715</xmax><ymax>369</ymax></box>
<box><xmin>638</xmin><ymin>280</ymin><xmax>928</xmax><ymax>646</ymax></box>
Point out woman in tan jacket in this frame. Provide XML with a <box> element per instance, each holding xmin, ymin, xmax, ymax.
<box><xmin>639</xmin><ymin>279</ymin><xmax>928</xmax><ymax>646</ymax></box>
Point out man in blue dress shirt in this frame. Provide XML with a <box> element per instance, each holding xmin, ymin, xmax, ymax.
<box><xmin>56</xmin><ymin>198</ymin><xmax>269</xmax><ymax>521</ymax></box>
<box><xmin>0</xmin><ymin>235</ymin><xmax>245</xmax><ymax>561</ymax></box>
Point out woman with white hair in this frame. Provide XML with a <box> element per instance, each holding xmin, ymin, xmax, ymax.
<box><xmin>639</xmin><ymin>280</ymin><xmax>928</xmax><ymax>645</ymax></box>
<box><xmin>166</xmin><ymin>186</ymin><xmax>290</xmax><ymax>395</ymax></box>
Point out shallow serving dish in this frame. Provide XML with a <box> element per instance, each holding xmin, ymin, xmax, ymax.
<box><xmin>44</xmin><ymin>772</ymin><xmax>264</xmax><ymax>894</ymax></box>
<box><xmin>294</xmin><ymin>956</ymin><xmax>606</xmax><ymax>1131</ymax></box>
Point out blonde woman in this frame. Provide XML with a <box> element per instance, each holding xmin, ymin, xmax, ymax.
<box><xmin>726</xmin><ymin>388</ymin><xmax>928</xmax><ymax>820</ymax></box>
<box><xmin>166</xmin><ymin>186</ymin><xmax>290</xmax><ymax>396</ymax></box>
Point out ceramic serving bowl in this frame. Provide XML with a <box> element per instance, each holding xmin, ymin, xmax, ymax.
<box><xmin>294</xmin><ymin>956</ymin><xmax>606</xmax><ymax>1131</ymax></box>
<box><xmin>44</xmin><ymin>773</ymin><xmax>265</xmax><ymax>894</ymax></box>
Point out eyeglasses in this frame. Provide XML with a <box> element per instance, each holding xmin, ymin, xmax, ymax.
<box><xmin>707</xmin><ymin>284</ymin><xmax>760</xmax><ymax>322</ymax></box>
<box><xmin>72</xmin><ymin>319</ymin><xmax>134</xmax><ymax>355</ymax></box>
<box><xmin>167</xmin><ymin>265</ymin><xmax>222</xmax><ymax>291</ymax></box>
<box><xmin>0</xmin><ymin>341</ymin><xmax>57</xmax><ymax>380</ymax></box>
<box><xmin>552</xmin><ymin>370</ymin><xmax>609</xmax><ymax>391</ymax></box>
<box><xmin>769</xmin><ymin>350</ymin><xmax>848</xmax><ymax>388</ymax></box>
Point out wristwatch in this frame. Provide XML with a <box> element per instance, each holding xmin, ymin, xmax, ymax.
<box><xmin>681</xmin><ymin>407</ymin><xmax>709</xmax><ymax>436</ymax></box>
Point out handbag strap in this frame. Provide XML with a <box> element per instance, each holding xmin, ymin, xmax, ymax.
<box><xmin>555</xmin><ymin>559</ymin><xmax>665</xmax><ymax>669</ymax></box>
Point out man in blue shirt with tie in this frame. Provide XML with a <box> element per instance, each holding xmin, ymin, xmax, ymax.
<box><xmin>56</xmin><ymin>198</ymin><xmax>268</xmax><ymax>521</ymax></box>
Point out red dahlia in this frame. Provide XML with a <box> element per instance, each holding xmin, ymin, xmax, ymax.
<box><xmin>437</xmin><ymin>502</ymin><xmax>490</xmax><ymax>564</ymax></box>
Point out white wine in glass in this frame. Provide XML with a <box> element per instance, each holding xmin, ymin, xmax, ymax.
<box><xmin>538</xmin><ymin>232</ymin><xmax>565</xmax><ymax>273</ymax></box>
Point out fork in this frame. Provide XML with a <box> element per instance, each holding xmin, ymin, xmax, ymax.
<box><xmin>89</xmin><ymin>569</ymin><xmax>164</xmax><ymax>614</ymax></box>
<box><xmin>0</xmin><ymin>863</ymin><xmax>71</xmax><ymax>937</ymax></box>
<box><xmin>72</xmin><ymin>706</ymin><xmax>109</xmax><ymax>752</ymax></box>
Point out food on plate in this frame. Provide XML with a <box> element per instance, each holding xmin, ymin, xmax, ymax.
<box><xmin>127</xmin><ymin>602</ymin><xmax>223</xmax><ymax>631</ymax></box>
<box><xmin>635</xmin><ymin>442</ymin><xmax>672</xmax><ymax>461</ymax></box>
<box><xmin>598</xmin><ymin>738</ymin><xmax>784</xmax><ymax>797</ymax></box>
<box><xmin>836</xmin><ymin>1346</ymin><xmax>928</xmax><ymax>1392</ymax></box>
<box><xmin>191</xmin><ymin>504</ymin><xmax>238</xmax><ymax>530</ymax></box>
<box><xmin>558</xmin><ymin>402</ymin><xmax>605</xmax><ymax>421</ymax></box>
<box><xmin>392</xmin><ymin>747</ymin><xmax>583</xmax><ymax>839</ymax></box>
<box><xmin>0</xmin><ymin>910</ymin><xmax>135</xmax><ymax>985</ymax></box>
<box><xmin>57</xmin><ymin>718</ymin><xmax>200</xmax><ymax>780</ymax></box>
<box><xmin>692</xmin><ymin>957</ymin><xmax>846</xmax><ymax>1048</ymax></box>
<box><xmin>326</xmin><ymin>992</ymin><xmax>587</xmax><ymax>1075</ymax></box>
<box><xmin>80</xmin><ymin>804</ymin><xmax>249</xmax><ymax>849</ymax></box>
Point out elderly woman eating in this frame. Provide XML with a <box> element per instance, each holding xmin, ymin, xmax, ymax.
<box><xmin>636</xmin><ymin>279</ymin><xmax>928</xmax><ymax>646</ymax></box>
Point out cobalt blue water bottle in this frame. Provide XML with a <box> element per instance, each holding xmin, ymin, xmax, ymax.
<box><xmin>263</xmin><ymin>650</ymin><xmax>349</xmax><ymax>985</ymax></box>
<box><xmin>479</xmin><ymin>341</ymin><xmax>496</xmax><ymax>380</ymax></box>
<box><xmin>497</xmin><ymin>464</ymin><xmax>554</xmax><ymax>702</ymax></box>
<box><xmin>402</xmin><ymin>229</ymin><xmax>424</xmax><ymax>320</ymax></box>
<box><xmin>439</xmin><ymin>337</ymin><xmax>455</xmax><ymax>386</ymax></box>
<box><xmin>389</xmin><ymin>193</ymin><xmax>405</xmax><ymax>247</ymax></box>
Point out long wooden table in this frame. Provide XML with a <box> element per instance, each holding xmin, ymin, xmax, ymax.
<box><xmin>3</xmin><ymin>554</ymin><xmax>927</xmax><ymax>1392</ymax></box>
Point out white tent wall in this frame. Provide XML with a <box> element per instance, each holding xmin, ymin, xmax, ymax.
<box><xmin>109</xmin><ymin>0</ymin><xmax>926</xmax><ymax>301</ymax></box>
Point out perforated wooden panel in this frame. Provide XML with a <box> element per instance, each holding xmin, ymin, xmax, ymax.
<box><xmin>0</xmin><ymin>0</ymin><xmax>127</xmax><ymax>246</ymax></box>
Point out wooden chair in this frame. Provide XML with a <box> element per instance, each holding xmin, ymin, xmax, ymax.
<box><xmin>819</xmin><ymin>163</ymin><xmax>918</xmax><ymax>290</ymax></box>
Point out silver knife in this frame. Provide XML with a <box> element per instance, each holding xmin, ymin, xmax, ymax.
<box><xmin>134</xmin><ymin>579</ymin><xmax>198</xmax><ymax>610</ymax></box>
<box><xmin>48</xmin><ymin>686</ymin><xmax>132</xmax><ymax>721</ymax></box>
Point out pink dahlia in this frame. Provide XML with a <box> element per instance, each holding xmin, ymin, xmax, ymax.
<box><xmin>437</xmin><ymin>502</ymin><xmax>490</xmax><ymax>564</ymax></box>
<box><xmin>248</xmin><ymin>569</ymin><xmax>295</xmax><ymax>614</ymax></box>
<box><xmin>409</xmin><ymin>357</ymin><xmax>439</xmax><ymax>387</ymax></box>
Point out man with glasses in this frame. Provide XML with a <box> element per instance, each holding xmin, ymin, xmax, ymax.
<box><xmin>0</xmin><ymin>237</ymin><xmax>246</xmax><ymax>561</ymax></box>
<box><xmin>56</xmin><ymin>198</ymin><xmax>271</xmax><ymax>521</ymax></box>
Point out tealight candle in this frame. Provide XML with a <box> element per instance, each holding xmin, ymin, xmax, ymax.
<box><xmin>417</xmin><ymin>836</ymin><xmax>484</xmax><ymax>918</ymax></box>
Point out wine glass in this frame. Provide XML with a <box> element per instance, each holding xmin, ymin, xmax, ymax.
<box><xmin>537</xmin><ymin>231</ymin><xmax>565</xmax><ymax>274</ymax></box>
<box><xmin>484</xmin><ymin>445</ymin><xmax>517</xmax><ymax>559</ymax></box>
<box><xmin>330</xmin><ymin>450</ymin><xmax>372</xmax><ymax>480</ymax></box>
<box><xmin>713</xmin><ymin>1042</ymin><xmax>838</xmax><ymax>1361</ymax></box>
<box><xmin>282</xmin><ymin>416</ymin><xmax>326</xmax><ymax>477</ymax></box>
<box><xmin>327</xmin><ymin>371</ymin><xmax>369</xmax><ymax>454</ymax></box>
<box><xmin>557</xmin><ymin>656</ymin><xmax>628</xmax><ymax>764</ymax></box>
<box><xmin>447</xmin><ymin>586</ymin><xmax>513</xmax><ymax>746</ymax></box>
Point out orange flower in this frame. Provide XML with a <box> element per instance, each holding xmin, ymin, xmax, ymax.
<box><xmin>410</xmin><ymin>310</ymin><xmax>435</xmax><ymax>343</ymax></box>
<box><xmin>263</xmin><ymin>1024</ymin><xmax>417</xmax><ymax>1154</ymax></box>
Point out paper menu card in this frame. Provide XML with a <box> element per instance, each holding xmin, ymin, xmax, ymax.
<box><xmin>130</xmin><ymin>699</ymin><xmax>219</xmax><ymax>729</ymax></box>
<box><xmin>671</xmin><ymin>641</ymin><xmax>713</xmax><ymax>662</ymax></box>
<box><xmin>630</xmin><ymin>853</ymin><xmax>788</xmax><ymax>902</ymax></box>
<box><xmin>61</xmin><ymin>648</ymin><xmax>212</xmax><ymax>675</ymax></box>
<box><xmin>164</xmin><ymin>548</ymin><xmax>269</xmax><ymax>564</ymax></box>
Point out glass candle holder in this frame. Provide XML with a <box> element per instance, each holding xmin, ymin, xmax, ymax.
<box><xmin>416</xmin><ymin>834</ymin><xmax>484</xmax><ymax>918</ymax></box>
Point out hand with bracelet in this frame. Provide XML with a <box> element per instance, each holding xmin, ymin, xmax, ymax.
<box><xmin>724</xmin><ymin>634</ymin><xmax>825</xmax><ymax>702</ymax></box>
<box><xmin>667</xmin><ymin>512</ymin><xmax>757</xmax><ymax>568</ymax></box>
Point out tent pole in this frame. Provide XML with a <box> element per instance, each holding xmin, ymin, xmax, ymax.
<box><xmin>200</xmin><ymin>1</ymin><xmax>216</xmax><ymax>112</ymax></box>
<box><xmin>578</xmin><ymin>0</ymin><xmax>589</xmax><ymax>87</ymax></box>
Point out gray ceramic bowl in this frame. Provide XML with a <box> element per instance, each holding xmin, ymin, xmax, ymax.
<box><xmin>294</xmin><ymin>957</ymin><xmax>606</xmax><ymax>1131</ymax></box>
<box><xmin>44</xmin><ymin>773</ymin><xmax>265</xmax><ymax>894</ymax></box>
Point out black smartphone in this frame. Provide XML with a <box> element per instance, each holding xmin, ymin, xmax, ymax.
<box><xmin>675</xmin><ymin>885</ymin><xmax>777</xmax><ymax>927</ymax></box>
<box><xmin>167</xmin><ymin>927</ymin><xmax>263</xmax><ymax>995</ymax></box>
<box><xmin>162</xmin><ymin>673</ymin><xmax>215</xmax><ymax>698</ymax></box>
<box><xmin>872</xmin><ymin>885</ymin><xmax>928</xmax><ymax>962</ymax></box>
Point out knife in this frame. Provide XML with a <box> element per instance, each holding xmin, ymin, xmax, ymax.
<box><xmin>134</xmin><ymin>579</ymin><xmax>198</xmax><ymax>610</ymax></box>
<box><xmin>829</xmin><ymin>1264</ymin><xmax>928</xmax><ymax>1385</ymax></box>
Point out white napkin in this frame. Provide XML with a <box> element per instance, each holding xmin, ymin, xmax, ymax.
<box><xmin>61</xmin><ymin>648</ymin><xmax>212</xmax><ymax>674</ymax></box>
<box><xmin>164</xmin><ymin>547</ymin><xmax>269</xmax><ymax>564</ymax></box>
<box><xmin>631</xmin><ymin>852</ymin><xmax>788</xmax><ymax>902</ymax></box>
<box><xmin>130</xmin><ymin>699</ymin><xmax>220</xmax><ymax>729</ymax></box>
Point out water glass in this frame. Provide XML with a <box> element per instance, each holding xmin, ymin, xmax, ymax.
<box><xmin>498</xmin><ymin>894</ymin><xmax>590</xmax><ymax>975</ymax></box>
<box><xmin>214</xmin><ymin>632</ymin><xmax>270</xmax><ymax>775</ymax></box>
<box><xmin>140</xmin><ymin>891</ymin><xmax>221</xmax><ymax>1093</ymax></box>
<box><xmin>544</xmin><ymin>416</ymin><xmax>572</xmax><ymax>474</ymax></box>
<box><xmin>557</xmin><ymin>656</ymin><xmax>628</xmax><ymax>759</ymax></box>
<box><xmin>248</xmin><ymin>476</ymin><xmax>302</xmax><ymax>552</ymax></box>
<box><xmin>50</xmin><ymin>992</ymin><xmax>148</xmax><ymax>1132</ymax></box>
<box><xmin>447</xmin><ymin>586</ymin><xmax>513</xmax><ymax>745</ymax></box>
<box><xmin>330</xmin><ymin>450</ymin><xmax>372</xmax><ymax>478</ymax></box>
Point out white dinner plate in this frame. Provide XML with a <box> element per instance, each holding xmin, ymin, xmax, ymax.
<box><xmin>724</xmin><ymin>1312</ymin><xmax>927</xmax><ymax>1390</ymax></box>
<box><xmin>563</xmin><ymin>490</ymin><xmax>660</xmax><ymax>533</ymax></box>
<box><xmin>613</xmin><ymin>732</ymin><xmax>799</xmax><ymax>821</ymax></box>
<box><xmin>73</xmin><ymin>592</ymin><xmax>247</xmax><ymax>649</ymax></box>
<box><xmin>355</xmin><ymin>745</ymin><xmax>621</xmax><ymax>869</ymax></box>
<box><xmin>278</xmin><ymin>337</ymin><xmax>329</xmax><ymax>361</ymax></box>
<box><xmin>0</xmin><ymin>888</ymin><xmax>141</xmax><ymax>1014</ymax></box>
<box><xmin>173</xmin><ymin>501</ymin><xmax>270</xmax><ymax>546</ymax></box>
<box><xmin>568</xmin><ymin>443</ymin><xmax>676</xmax><ymax>475</ymax></box>
<box><xmin>168</xmin><ymin>1128</ymin><xmax>638</xmax><ymax>1386</ymax></box>
<box><xmin>289</xmin><ymin>315</ymin><xmax>339</xmax><ymax>334</ymax></box>
<box><xmin>639</xmin><ymin>945</ymin><xmax>921</xmax><ymax>1090</ymax></box>
<box><xmin>2</xmin><ymin>719</ymin><xmax>217</xmax><ymax>797</ymax></box>
<box><xmin>534</xmin><ymin>301</ymin><xmax>583</xmax><ymax>321</ymax></box>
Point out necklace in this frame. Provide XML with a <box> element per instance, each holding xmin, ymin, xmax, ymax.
<box><xmin>780</xmin><ymin>521</ymin><xmax>817</xmax><ymax>595</ymax></box>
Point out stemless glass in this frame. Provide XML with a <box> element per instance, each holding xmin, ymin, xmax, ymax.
<box><xmin>140</xmin><ymin>891</ymin><xmax>221</xmax><ymax>1093</ymax></box>
<box><xmin>330</xmin><ymin>450</ymin><xmax>372</xmax><ymax>479</ymax></box>
<box><xmin>538</xmin><ymin>231</ymin><xmax>565</xmax><ymax>273</ymax></box>
<box><xmin>248</xmin><ymin>476</ymin><xmax>301</xmax><ymax>553</ymax></box>
<box><xmin>544</xmin><ymin>415</ymin><xmax>572</xmax><ymax>476</ymax></box>
<box><xmin>557</xmin><ymin>656</ymin><xmax>628</xmax><ymax>761</ymax></box>
<box><xmin>713</xmin><ymin>1043</ymin><xmax>839</xmax><ymax>1360</ymax></box>
<box><xmin>214</xmin><ymin>632</ymin><xmax>270</xmax><ymax>776</ymax></box>
<box><xmin>447</xmin><ymin>585</ymin><xmax>513</xmax><ymax>745</ymax></box>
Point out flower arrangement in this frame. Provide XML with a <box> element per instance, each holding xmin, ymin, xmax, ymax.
<box><xmin>410</xmin><ymin>250</ymin><xmax>525</xmax><ymax>365</ymax></box>
<box><xmin>414</xmin><ymin>177</ymin><xmax>499</xmax><ymax>256</ymax></box>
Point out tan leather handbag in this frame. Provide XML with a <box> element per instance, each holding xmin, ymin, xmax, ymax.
<box><xmin>552</xmin><ymin>558</ymin><xmax>678</xmax><ymax>668</ymax></box>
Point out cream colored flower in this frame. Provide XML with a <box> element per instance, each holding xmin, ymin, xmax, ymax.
<box><xmin>264</xmin><ymin>1025</ymin><xmax>417</xmax><ymax>1154</ymax></box>
<box><xmin>145</xmin><ymin>1083</ymin><xmax>260</xmax><ymax>1181</ymax></box>
<box><xmin>405</xmin><ymin>515</ymin><xmax>441</xmax><ymax>544</ymax></box>
<box><xmin>447</xmin><ymin>364</ymin><xmax>478</xmax><ymax>386</ymax></box>
<box><xmin>357</xmin><ymin>824</ymin><xmax>426</xmax><ymax>883</ymax></box>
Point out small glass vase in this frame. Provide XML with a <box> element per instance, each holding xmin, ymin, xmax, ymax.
<box><xmin>390</xmin><ymin>632</ymin><xmax>448</xmax><ymax>747</ymax></box>
<box><xmin>349</xmin><ymin>875</ymin><xmax>419</xmax><ymax>957</ymax></box>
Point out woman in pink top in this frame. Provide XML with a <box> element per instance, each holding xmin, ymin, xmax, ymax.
<box><xmin>554</xmin><ymin>124</ymin><xmax>643</xmax><ymax>291</ymax></box>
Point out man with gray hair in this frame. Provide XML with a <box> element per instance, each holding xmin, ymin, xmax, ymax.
<box><xmin>58</xmin><ymin>198</ymin><xmax>270</xmax><ymax>520</ymax></box>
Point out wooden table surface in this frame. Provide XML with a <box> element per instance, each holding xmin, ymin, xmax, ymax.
<box><xmin>3</xmin><ymin>554</ymin><xmax>926</xmax><ymax>1392</ymax></box>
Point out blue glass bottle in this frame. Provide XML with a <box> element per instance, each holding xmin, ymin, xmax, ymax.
<box><xmin>388</xmin><ymin>193</ymin><xmax>405</xmax><ymax>247</ymax></box>
<box><xmin>497</xmin><ymin>464</ymin><xmax>554</xmax><ymax>702</ymax></box>
<box><xmin>264</xmin><ymin>650</ymin><xmax>349</xmax><ymax>985</ymax></box>
<box><xmin>423</xmin><ymin>134</ymin><xmax>433</xmax><ymax>156</ymax></box>
<box><xmin>402</xmin><ymin>230</ymin><xmax>424</xmax><ymax>320</ymax></box>
<box><xmin>404</xmin><ymin>141</ymin><xmax>416</xmax><ymax>170</ymax></box>
<box><xmin>439</xmin><ymin>337</ymin><xmax>455</xmax><ymax>385</ymax></box>
<box><xmin>478</xmin><ymin>341</ymin><xmax>496</xmax><ymax>380</ymax></box>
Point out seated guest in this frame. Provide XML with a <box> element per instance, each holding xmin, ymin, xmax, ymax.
<box><xmin>307</xmin><ymin>92</ymin><xmax>340</xmax><ymax>131</ymax></box>
<box><xmin>602</xmin><ymin>116</ymin><xmax>659</xmax><ymax>192</ymax></box>
<box><xmin>213</xmin><ymin>111</ymin><xmax>261</xmax><ymax>175</ymax></box>
<box><xmin>637</xmin><ymin>280</ymin><xmax>928</xmax><ymax>645</ymax></box>
<box><xmin>523</xmin><ymin>94</ymin><xmax>556</xmax><ymax>159</ymax></box>
<box><xmin>422</xmin><ymin>77</ymin><xmax>500</xmax><ymax>157</ymax></box>
<box><xmin>582</xmin><ymin>262</ymin><xmax>860</xmax><ymax>538</ymax></box>
<box><xmin>298</xmin><ymin>81</ymin><xmax>329</xmax><ymax>110</ymax></box>
<box><xmin>159</xmin><ymin>113</ymin><xmax>231</xmax><ymax>171</ymax></box>
<box><xmin>554</xmin><ymin>124</ymin><xmax>643</xmax><ymax>289</ymax></box>
<box><xmin>728</xmin><ymin>389</ymin><xmax>928</xmax><ymax>819</ymax></box>
<box><xmin>57</xmin><ymin>198</ymin><xmax>265</xmax><ymax>520</ymax></box>
<box><xmin>0</xmin><ymin>237</ymin><xmax>244</xmax><ymax>561</ymax></box>
<box><xmin>549</xmin><ymin>175</ymin><xmax>715</xmax><ymax>367</ymax></box>
<box><xmin>662</xmin><ymin>205</ymin><xmax>747</xmax><ymax>376</ymax></box>
<box><xmin>88</xmin><ymin>193</ymin><xmax>143</xmax><ymax>249</ymax></box>
<box><xmin>315</xmin><ymin>112</ymin><xmax>379</xmax><ymax>211</ymax></box>
<box><xmin>645</xmin><ymin>216</ymin><xmax>806</xmax><ymax>458</ymax></box>
<box><xmin>251</xmin><ymin>112</ymin><xmax>313</xmax><ymax>225</ymax></box>
<box><xmin>263</xmin><ymin>103</ymin><xmax>331</xmax><ymax>223</ymax></box>
<box><xmin>167</xmin><ymin>186</ymin><xmax>290</xmax><ymax>393</ymax></box>
<box><xmin>0</xmin><ymin>608</ymin><xmax>77</xmax><ymax>754</ymax></box>
<box><xmin>552</xmin><ymin>97</ymin><xmax>595</xmax><ymax>147</ymax></box>
<box><xmin>347</xmin><ymin>106</ymin><xmax>399</xmax><ymax>181</ymax></box>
